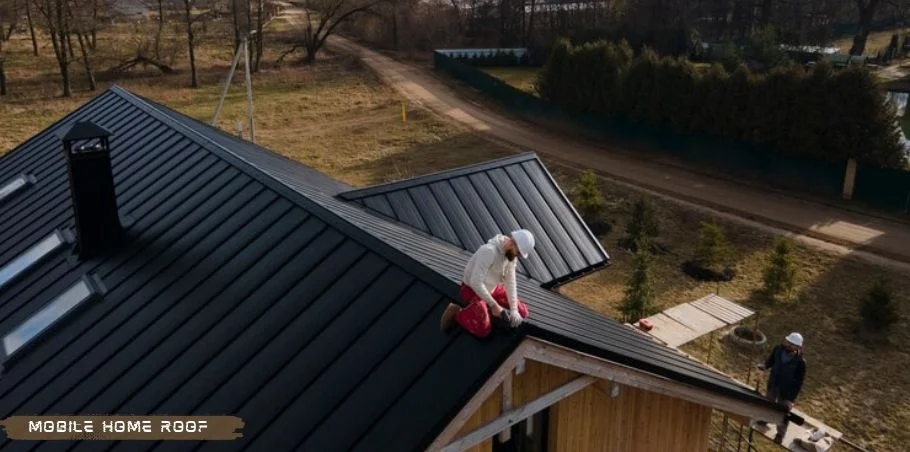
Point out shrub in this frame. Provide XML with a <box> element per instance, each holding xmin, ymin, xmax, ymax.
<box><xmin>744</xmin><ymin>25</ymin><xmax>790</xmax><ymax>70</ymax></box>
<box><xmin>571</xmin><ymin>169</ymin><xmax>610</xmax><ymax>235</ymax></box>
<box><xmin>693</xmin><ymin>222</ymin><xmax>732</xmax><ymax>271</ymax></box>
<box><xmin>625</xmin><ymin>197</ymin><xmax>659</xmax><ymax>250</ymax></box>
<box><xmin>763</xmin><ymin>238</ymin><xmax>797</xmax><ymax>299</ymax></box>
<box><xmin>537</xmin><ymin>40</ymin><xmax>907</xmax><ymax>169</ymax></box>
<box><xmin>621</xmin><ymin>236</ymin><xmax>656</xmax><ymax>323</ymax></box>
<box><xmin>860</xmin><ymin>275</ymin><xmax>900</xmax><ymax>331</ymax></box>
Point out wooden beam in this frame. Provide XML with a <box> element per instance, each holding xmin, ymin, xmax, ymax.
<box><xmin>442</xmin><ymin>375</ymin><xmax>597</xmax><ymax>452</ymax></box>
<box><xmin>523</xmin><ymin>338</ymin><xmax>784</xmax><ymax>424</ymax></box>
<box><xmin>498</xmin><ymin>374</ymin><xmax>513</xmax><ymax>442</ymax></box>
<box><xmin>515</xmin><ymin>358</ymin><xmax>526</xmax><ymax>375</ymax></box>
<box><xmin>426</xmin><ymin>341</ymin><xmax>530</xmax><ymax>451</ymax></box>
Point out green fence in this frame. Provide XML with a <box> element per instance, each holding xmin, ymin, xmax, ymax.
<box><xmin>433</xmin><ymin>50</ymin><xmax>910</xmax><ymax>213</ymax></box>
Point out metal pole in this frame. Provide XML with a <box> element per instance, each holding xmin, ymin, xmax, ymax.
<box><xmin>243</xmin><ymin>35</ymin><xmax>255</xmax><ymax>143</ymax></box>
<box><xmin>212</xmin><ymin>41</ymin><xmax>244</xmax><ymax>126</ymax></box>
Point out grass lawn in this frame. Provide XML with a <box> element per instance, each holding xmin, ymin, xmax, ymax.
<box><xmin>480</xmin><ymin>67</ymin><xmax>541</xmax><ymax>95</ymax></box>
<box><xmin>4</xmin><ymin>18</ymin><xmax>908</xmax><ymax>452</ymax></box>
<box><xmin>549</xmin><ymin>166</ymin><xmax>910</xmax><ymax>451</ymax></box>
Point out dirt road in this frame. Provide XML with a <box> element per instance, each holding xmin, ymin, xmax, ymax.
<box><xmin>325</xmin><ymin>36</ymin><xmax>910</xmax><ymax>271</ymax></box>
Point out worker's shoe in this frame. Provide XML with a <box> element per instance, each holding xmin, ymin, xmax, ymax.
<box><xmin>493</xmin><ymin>309</ymin><xmax>516</xmax><ymax>331</ymax></box>
<box><xmin>440</xmin><ymin>303</ymin><xmax>461</xmax><ymax>332</ymax></box>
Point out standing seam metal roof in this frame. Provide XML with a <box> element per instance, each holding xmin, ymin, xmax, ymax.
<box><xmin>128</xmin><ymin>88</ymin><xmax>782</xmax><ymax>413</ymax></box>
<box><xmin>338</xmin><ymin>152</ymin><xmax>611</xmax><ymax>288</ymax></box>
<box><xmin>0</xmin><ymin>87</ymin><xmax>520</xmax><ymax>452</ymax></box>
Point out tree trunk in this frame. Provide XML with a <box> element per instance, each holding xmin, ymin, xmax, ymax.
<box><xmin>90</xmin><ymin>0</ymin><xmax>97</xmax><ymax>49</ymax></box>
<box><xmin>526</xmin><ymin>0</ymin><xmax>535</xmax><ymax>46</ymax></box>
<box><xmin>850</xmin><ymin>1</ymin><xmax>880</xmax><ymax>56</ymax></box>
<box><xmin>56</xmin><ymin>0</ymin><xmax>71</xmax><ymax>97</ymax></box>
<box><xmin>391</xmin><ymin>6</ymin><xmax>398</xmax><ymax>50</ymax></box>
<box><xmin>254</xmin><ymin>0</ymin><xmax>263</xmax><ymax>71</ymax></box>
<box><xmin>155</xmin><ymin>0</ymin><xmax>164</xmax><ymax>58</ymax></box>
<box><xmin>184</xmin><ymin>0</ymin><xmax>197</xmax><ymax>87</ymax></box>
<box><xmin>66</xmin><ymin>27</ymin><xmax>75</xmax><ymax>58</ymax></box>
<box><xmin>76</xmin><ymin>30</ymin><xmax>95</xmax><ymax>90</ymax></box>
<box><xmin>304</xmin><ymin>42</ymin><xmax>317</xmax><ymax>63</ymax></box>
<box><xmin>499</xmin><ymin>0</ymin><xmax>506</xmax><ymax>47</ymax></box>
<box><xmin>26</xmin><ymin>0</ymin><xmax>39</xmax><ymax>55</ymax></box>
<box><xmin>0</xmin><ymin>39</ymin><xmax>7</xmax><ymax>96</ymax></box>
<box><xmin>231</xmin><ymin>0</ymin><xmax>241</xmax><ymax>52</ymax></box>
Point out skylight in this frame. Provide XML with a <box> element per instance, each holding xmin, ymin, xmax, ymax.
<box><xmin>0</xmin><ymin>175</ymin><xmax>33</xmax><ymax>203</ymax></box>
<box><xmin>2</xmin><ymin>275</ymin><xmax>100</xmax><ymax>359</ymax></box>
<box><xmin>0</xmin><ymin>230</ymin><xmax>69</xmax><ymax>290</ymax></box>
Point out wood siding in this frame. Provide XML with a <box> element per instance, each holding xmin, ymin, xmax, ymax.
<box><xmin>450</xmin><ymin>360</ymin><xmax>712</xmax><ymax>452</ymax></box>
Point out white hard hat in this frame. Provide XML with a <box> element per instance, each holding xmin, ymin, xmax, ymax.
<box><xmin>785</xmin><ymin>332</ymin><xmax>803</xmax><ymax>347</ymax></box>
<box><xmin>511</xmin><ymin>229</ymin><xmax>535</xmax><ymax>259</ymax></box>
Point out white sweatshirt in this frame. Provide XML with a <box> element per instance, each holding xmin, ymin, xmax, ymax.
<box><xmin>462</xmin><ymin>234</ymin><xmax>519</xmax><ymax>312</ymax></box>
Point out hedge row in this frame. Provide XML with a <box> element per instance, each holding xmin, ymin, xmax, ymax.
<box><xmin>537</xmin><ymin>39</ymin><xmax>907</xmax><ymax>169</ymax></box>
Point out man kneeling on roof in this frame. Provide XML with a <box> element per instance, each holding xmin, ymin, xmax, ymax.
<box><xmin>440</xmin><ymin>230</ymin><xmax>536</xmax><ymax>338</ymax></box>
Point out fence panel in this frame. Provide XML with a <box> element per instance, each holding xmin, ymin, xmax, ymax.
<box><xmin>433</xmin><ymin>50</ymin><xmax>904</xmax><ymax>211</ymax></box>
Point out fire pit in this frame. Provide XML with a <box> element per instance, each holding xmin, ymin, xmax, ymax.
<box><xmin>727</xmin><ymin>325</ymin><xmax>767</xmax><ymax>350</ymax></box>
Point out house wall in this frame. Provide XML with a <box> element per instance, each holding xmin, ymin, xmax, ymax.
<box><xmin>451</xmin><ymin>360</ymin><xmax>712</xmax><ymax>452</ymax></box>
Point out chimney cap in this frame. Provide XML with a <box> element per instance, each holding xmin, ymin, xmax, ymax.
<box><xmin>60</xmin><ymin>121</ymin><xmax>112</xmax><ymax>142</ymax></box>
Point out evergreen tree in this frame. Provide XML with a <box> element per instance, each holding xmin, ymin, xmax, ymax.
<box><xmin>625</xmin><ymin>196</ymin><xmax>659</xmax><ymax>249</ymax></box>
<box><xmin>693</xmin><ymin>222</ymin><xmax>732</xmax><ymax>271</ymax></box>
<box><xmin>860</xmin><ymin>275</ymin><xmax>900</xmax><ymax>330</ymax></box>
<box><xmin>572</xmin><ymin>169</ymin><xmax>606</xmax><ymax>219</ymax></box>
<box><xmin>621</xmin><ymin>236</ymin><xmax>655</xmax><ymax>323</ymax></box>
<box><xmin>763</xmin><ymin>238</ymin><xmax>797</xmax><ymax>298</ymax></box>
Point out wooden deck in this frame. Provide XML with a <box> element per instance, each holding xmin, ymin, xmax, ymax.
<box><xmin>636</xmin><ymin>294</ymin><xmax>755</xmax><ymax>348</ymax></box>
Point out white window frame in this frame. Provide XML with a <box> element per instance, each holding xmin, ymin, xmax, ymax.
<box><xmin>0</xmin><ymin>229</ymin><xmax>73</xmax><ymax>291</ymax></box>
<box><xmin>2</xmin><ymin>274</ymin><xmax>104</xmax><ymax>362</ymax></box>
<box><xmin>0</xmin><ymin>174</ymin><xmax>36</xmax><ymax>203</ymax></box>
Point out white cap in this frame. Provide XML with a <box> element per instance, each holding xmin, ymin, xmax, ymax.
<box><xmin>785</xmin><ymin>332</ymin><xmax>803</xmax><ymax>347</ymax></box>
<box><xmin>510</xmin><ymin>229</ymin><xmax>535</xmax><ymax>259</ymax></box>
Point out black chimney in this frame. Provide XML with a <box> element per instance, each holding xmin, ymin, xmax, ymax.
<box><xmin>61</xmin><ymin>121</ymin><xmax>123</xmax><ymax>259</ymax></box>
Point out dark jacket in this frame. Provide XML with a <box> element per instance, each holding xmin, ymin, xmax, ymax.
<box><xmin>765</xmin><ymin>344</ymin><xmax>807</xmax><ymax>402</ymax></box>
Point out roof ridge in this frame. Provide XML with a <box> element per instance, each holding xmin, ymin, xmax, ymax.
<box><xmin>107</xmin><ymin>85</ymin><xmax>464</xmax><ymax>301</ymax></box>
<box><xmin>338</xmin><ymin>151</ymin><xmax>539</xmax><ymax>200</ymax></box>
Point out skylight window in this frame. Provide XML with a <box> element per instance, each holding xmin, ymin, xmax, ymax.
<box><xmin>2</xmin><ymin>275</ymin><xmax>101</xmax><ymax>359</ymax></box>
<box><xmin>0</xmin><ymin>174</ymin><xmax>34</xmax><ymax>203</ymax></box>
<box><xmin>0</xmin><ymin>230</ymin><xmax>70</xmax><ymax>290</ymax></box>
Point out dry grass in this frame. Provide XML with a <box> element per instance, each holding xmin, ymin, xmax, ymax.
<box><xmin>830</xmin><ymin>28</ymin><xmax>910</xmax><ymax>55</ymax></box>
<box><xmin>549</xmin><ymin>165</ymin><xmax>910</xmax><ymax>451</ymax></box>
<box><xmin>0</xmin><ymin>23</ymin><xmax>513</xmax><ymax>183</ymax></box>
<box><xmin>5</xmin><ymin>18</ymin><xmax>909</xmax><ymax>452</ymax></box>
<box><xmin>481</xmin><ymin>67</ymin><xmax>541</xmax><ymax>95</ymax></box>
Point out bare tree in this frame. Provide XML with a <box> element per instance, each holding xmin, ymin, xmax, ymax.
<box><xmin>68</xmin><ymin>0</ymin><xmax>95</xmax><ymax>90</ymax></box>
<box><xmin>183</xmin><ymin>0</ymin><xmax>197</xmax><ymax>87</ymax></box>
<box><xmin>280</xmin><ymin>0</ymin><xmax>388</xmax><ymax>64</ymax></box>
<box><xmin>25</xmin><ymin>0</ymin><xmax>39</xmax><ymax>55</ymax></box>
<box><xmin>850</xmin><ymin>0</ymin><xmax>882</xmax><ymax>55</ymax></box>
<box><xmin>34</xmin><ymin>0</ymin><xmax>72</xmax><ymax>96</ymax></box>
<box><xmin>0</xmin><ymin>0</ymin><xmax>12</xmax><ymax>95</ymax></box>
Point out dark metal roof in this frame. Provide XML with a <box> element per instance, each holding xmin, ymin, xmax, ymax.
<box><xmin>0</xmin><ymin>86</ymin><xmax>783</xmax><ymax>452</ymax></box>
<box><xmin>338</xmin><ymin>152</ymin><xmax>610</xmax><ymax>288</ymax></box>
<box><xmin>128</xmin><ymin>88</ymin><xmax>779</xmax><ymax>413</ymax></box>
<box><xmin>0</xmin><ymin>87</ymin><xmax>519</xmax><ymax>452</ymax></box>
<box><xmin>59</xmin><ymin>121</ymin><xmax>112</xmax><ymax>141</ymax></box>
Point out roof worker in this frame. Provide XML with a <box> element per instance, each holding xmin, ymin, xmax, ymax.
<box><xmin>440</xmin><ymin>230</ymin><xmax>536</xmax><ymax>338</ymax></box>
<box><xmin>757</xmin><ymin>332</ymin><xmax>807</xmax><ymax>444</ymax></box>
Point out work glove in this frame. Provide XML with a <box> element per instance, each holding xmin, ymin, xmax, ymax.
<box><xmin>508</xmin><ymin>308</ymin><xmax>522</xmax><ymax>328</ymax></box>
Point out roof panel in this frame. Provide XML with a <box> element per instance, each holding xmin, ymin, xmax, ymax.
<box><xmin>361</xmin><ymin>193</ymin><xmax>396</xmax><ymax>219</ymax></box>
<box><xmin>427</xmin><ymin>180</ymin><xmax>485</xmax><ymax>250</ymax></box>
<box><xmin>0</xmin><ymin>87</ymin><xmax>782</xmax><ymax>452</ymax></box>
<box><xmin>339</xmin><ymin>152</ymin><xmax>610</xmax><ymax>286</ymax></box>
<box><xmin>385</xmin><ymin>190</ymin><xmax>429</xmax><ymax>233</ymax></box>
<box><xmin>407</xmin><ymin>185</ymin><xmax>462</xmax><ymax>246</ymax></box>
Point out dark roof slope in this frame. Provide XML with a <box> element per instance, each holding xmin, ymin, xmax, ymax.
<box><xmin>135</xmin><ymin>88</ymin><xmax>786</xmax><ymax>412</ymax></box>
<box><xmin>0</xmin><ymin>87</ymin><xmax>519</xmax><ymax>452</ymax></box>
<box><xmin>338</xmin><ymin>153</ymin><xmax>610</xmax><ymax>287</ymax></box>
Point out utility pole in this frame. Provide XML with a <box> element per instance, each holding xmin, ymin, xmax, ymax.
<box><xmin>212</xmin><ymin>31</ymin><xmax>257</xmax><ymax>143</ymax></box>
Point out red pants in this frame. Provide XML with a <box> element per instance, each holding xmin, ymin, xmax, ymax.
<box><xmin>456</xmin><ymin>283</ymin><xmax>529</xmax><ymax>338</ymax></box>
